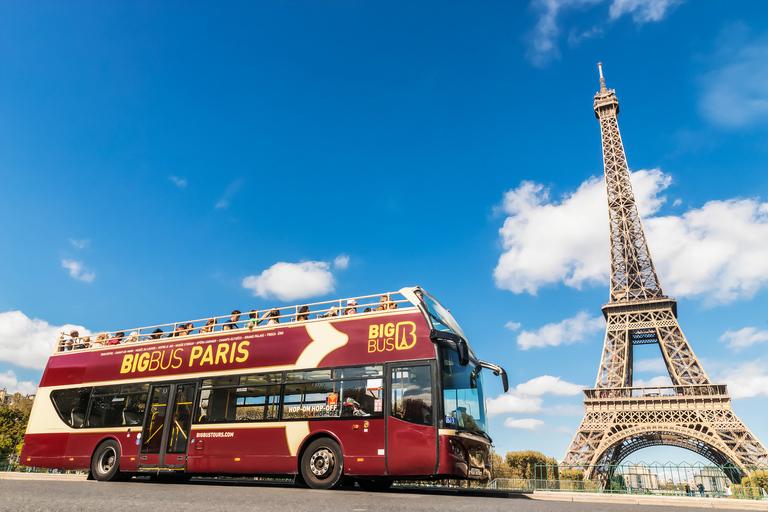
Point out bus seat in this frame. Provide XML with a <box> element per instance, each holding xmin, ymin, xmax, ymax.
<box><xmin>71</xmin><ymin>409</ymin><xmax>85</xmax><ymax>428</ymax></box>
<box><xmin>123</xmin><ymin>411</ymin><xmax>141</xmax><ymax>425</ymax></box>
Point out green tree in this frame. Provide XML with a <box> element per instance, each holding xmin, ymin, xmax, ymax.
<box><xmin>0</xmin><ymin>395</ymin><xmax>33</xmax><ymax>457</ymax></box>
<box><xmin>489</xmin><ymin>449</ymin><xmax>513</xmax><ymax>480</ymax></box>
<box><xmin>505</xmin><ymin>450</ymin><xmax>558</xmax><ymax>480</ymax></box>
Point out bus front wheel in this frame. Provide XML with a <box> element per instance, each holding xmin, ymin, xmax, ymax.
<box><xmin>300</xmin><ymin>438</ymin><xmax>344</xmax><ymax>490</ymax></box>
<box><xmin>91</xmin><ymin>440</ymin><xmax>123</xmax><ymax>482</ymax></box>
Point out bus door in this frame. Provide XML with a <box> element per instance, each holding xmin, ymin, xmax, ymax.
<box><xmin>386</xmin><ymin>363</ymin><xmax>438</xmax><ymax>476</ymax></box>
<box><xmin>139</xmin><ymin>382</ymin><xmax>196</xmax><ymax>471</ymax></box>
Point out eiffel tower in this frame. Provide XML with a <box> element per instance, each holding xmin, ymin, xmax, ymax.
<box><xmin>562</xmin><ymin>64</ymin><xmax>768</xmax><ymax>477</ymax></box>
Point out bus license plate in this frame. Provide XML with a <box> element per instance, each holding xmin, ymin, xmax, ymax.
<box><xmin>470</xmin><ymin>468</ymin><xmax>482</xmax><ymax>477</ymax></box>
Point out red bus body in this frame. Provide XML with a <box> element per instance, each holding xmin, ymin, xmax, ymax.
<box><xmin>22</xmin><ymin>287</ymin><xmax>502</xmax><ymax>487</ymax></box>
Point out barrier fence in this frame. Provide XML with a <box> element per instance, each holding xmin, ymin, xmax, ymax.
<box><xmin>531</xmin><ymin>461</ymin><xmax>768</xmax><ymax>500</ymax></box>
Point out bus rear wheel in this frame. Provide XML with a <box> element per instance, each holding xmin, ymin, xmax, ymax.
<box><xmin>300</xmin><ymin>438</ymin><xmax>344</xmax><ymax>490</ymax></box>
<box><xmin>91</xmin><ymin>440</ymin><xmax>123</xmax><ymax>482</ymax></box>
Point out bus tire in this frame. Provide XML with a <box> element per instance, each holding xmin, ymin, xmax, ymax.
<box><xmin>357</xmin><ymin>477</ymin><xmax>393</xmax><ymax>492</ymax></box>
<box><xmin>300</xmin><ymin>438</ymin><xmax>344</xmax><ymax>490</ymax></box>
<box><xmin>91</xmin><ymin>440</ymin><xmax>123</xmax><ymax>482</ymax></box>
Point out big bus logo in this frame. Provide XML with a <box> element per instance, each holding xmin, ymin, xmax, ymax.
<box><xmin>367</xmin><ymin>322</ymin><xmax>417</xmax><ymax>353</ymax></box>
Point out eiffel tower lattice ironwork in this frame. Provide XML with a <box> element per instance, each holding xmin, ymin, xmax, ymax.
<box><xmin>562</xmin><ymin>64</ymin><xmax>768</xmax><ymax>476</ymax></box>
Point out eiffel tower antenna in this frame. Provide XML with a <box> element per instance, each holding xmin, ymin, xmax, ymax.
<box><xmin>562</xmin><ymin>63</ymin><xmax>767</xmax><ymax>478</ymax></box>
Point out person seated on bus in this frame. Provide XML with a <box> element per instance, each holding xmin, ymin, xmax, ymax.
<box><xmin>143</xmin><ymin>328</ymin><xmax>164</xmax><ymax>341</ymax></box>
<box><xmin>221</xmin><ymin>310</ymin><xmax>241</xmax><ymax>331</ymax></box>
<box><xmin>92</xmin><ymin>333</ymin><xmax>109</xmax><ymax>347</ymax></box>
<box><xmin>376</xmin><ymin>295</ymin><xmax>389</xmax><ymax>311</ymax></box>
<box><xmin>123</xmin><ymin>331</ymin><xmax>140</xmax><ymax>343</ymax></box>
<box><xmin>178</xmin><ymin>323</ymin><xmax>194</xmax><ymax>336</ymax></box>
<box><xmin>344</xmin><ymin>299</ymin><xmax>358</xmax><ymax>315</ymax></box>
<box><xmin>363</xmin><ymin>307</ymin><xmax>372</xmax><ymax>313</ymax></box>
<box><xmin>259</xmin><ymin>308</ymin><xmax>280</xmax><ymax>326</ymax></box>
<box><xmin>199</xmin><ymin>318</ymin><xmax>216</xmax><ymax>334</ymax></box>
<box><xmin>74</xmin><ymin>335</ymin><xmax>90</xmax><ymax>350</ymax></box>
<box><xmin>107</xmin><ymin>332</ymin><xmax>125</xmax><ymax>345</ymax></box>
<box><xmin>244</xmin><ymin>310</ymin><xmax>258</xmax><ymax>329</ymax></box>
<box><xmin>296</xmin><ymin>305</ymin><xmax>310</xmax><ymax>322</ymax></box>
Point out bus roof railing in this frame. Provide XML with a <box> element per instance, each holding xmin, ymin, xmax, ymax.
<box><xmin>55</xmin><ymin>290</ymin><xmax>414</xmax><ymax>354</ymax></box>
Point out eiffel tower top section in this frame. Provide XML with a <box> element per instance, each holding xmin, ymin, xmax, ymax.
<box><xmin>594</xmin><ymin>63</ymin><xmax>664</xmax><ymax>305</ymax></box>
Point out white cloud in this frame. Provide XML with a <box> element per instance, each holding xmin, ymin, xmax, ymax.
<box><xmin>633</xmin><ymin>375</ymin><xmax>674</xmax><ymax>387</ymax></box>
<box><xmin>333</xmin><ymin>254</ymin><xmax>350</xmax><ymax>270</ymax></box>
<box><xmin>495</xmin><ymin>170</ymin><xmax>768</xmax><ymax>305</ymax></box>
<box><xmin>0</xmin><ymin>370</ymin><xmax>38</xmax><ymax>396</ymax></box>
<box><xmin>699</xmin><ymin>26</ymin><xmax>768</xmax><ymax>128</ymax></box>
<box><xmin>503</xmin><ymin>417</ymin><xmax>545</xmax><ymax>430</ymax></box>
<box><xmin>517</xmin><ymin>312</ymin><xmax>605</xmax><ymax>350</ymax></box>
<box><xmin>169</xmin><ymin>176</ymin><xmax>187</xmax><ymax>188</ymax></box>
<box><xmin>61</xmin><ymin>260</ymin><xmax>95</xmax><ymax>283</ymax></box>
<box><xmin>715</xmin><ymin>360</ymin><xmax>768</xmax><ymax>399</ymax></box>
<box><xmin>505</xmin><ymin>321</ymin><xmax>522</xmax><ymax>331</ymax></box>
<box><xmin>720</xmin><ymin>327</ymin><xmax>768</xmax><ymax>351</ymax></box>
<box><xmin>487</xmin><ymin>394</ymin><xmax>543</xmax><ymax>416</ymax></box>
<box><xmin>526</xmin><ymin>0</ymin><xmax>680</xmax><ymax>66</ymax></box>
<box><xmin>69</xmin><ymin>238</ymin><xmax>90</xmax><ymax>249</ymax></box>
<box><xmin>487</xmin><ymin>374</ymin><xmax>583</xmax><ymax>417</ymax></box>
<box><xmin>0</xmin><ymin>311</ymin><xmax>91</xmax><ymax>370</ymax></box>
<box><xmin>242</xmin><ymin>261</ymin><xmax>335</xmax><ymax>302</ymax></box>
<box><xmin>608</xmin><ymin>0</ymin><xmax>682</xmax><ymax>23</ymax></box>
<box><xmin>635</xmin><ymin>357</ymin><xmax>667</xmax><ymax>373</ymax></box>
<box><xmin>517</xmin><ymin>375</ymin><xmax>585</xmax><ymax>396</ymax></box>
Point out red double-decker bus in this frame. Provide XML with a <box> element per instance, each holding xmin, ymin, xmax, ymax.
<box><xmin>21</xmin><ymin>287</ymin><xmax>507</xmax><ymax>490</ymax></box>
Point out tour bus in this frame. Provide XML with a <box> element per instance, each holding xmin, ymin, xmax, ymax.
<box><xmin>21</xmin><ymin>287</ymin><xmax>508</xmax><ymax>490</ymax></box>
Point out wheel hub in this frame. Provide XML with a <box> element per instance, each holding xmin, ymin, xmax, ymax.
<box><xmin>309</xmin><ymin>449</ymin><xmax>334</xmax><ymax>477</ymax></box>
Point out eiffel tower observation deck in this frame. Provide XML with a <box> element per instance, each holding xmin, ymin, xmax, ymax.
<box><xmin>562</xmin><ymin>64</ymin><xmax>767</xmax><ymax>478</ymax></box>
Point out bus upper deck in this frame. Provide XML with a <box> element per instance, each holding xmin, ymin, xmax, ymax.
<box><xmin>55</xmin><ymin>290</ymin><xmax>411</xmax><ymax>353</ymax></box>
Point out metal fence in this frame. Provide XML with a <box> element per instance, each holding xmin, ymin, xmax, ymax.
<box><xmin>532</xmin><ymin>461</ymin><xmax>768</xmax><ymax>500</ymax></box>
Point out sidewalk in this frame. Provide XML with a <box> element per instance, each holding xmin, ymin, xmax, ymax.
<box><xmin>531</xmin><ymin>491</ymin><xmax>768</xmax><ymax>510</ymax></box>
<box><xmin>0</xmin><ymin>472</ymin><xmax>87</xmax><ymax>481</ymax></box>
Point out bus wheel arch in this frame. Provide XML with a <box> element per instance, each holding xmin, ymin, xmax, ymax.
<box><xmin>298</xmin><ymin>435</ymin><xmax>345</xmax><ymax>490</ymax></box>
<box><xmin>90</xmin><ymin>438</ymin><xmax>124</xmax><ymax>482</ymax></box>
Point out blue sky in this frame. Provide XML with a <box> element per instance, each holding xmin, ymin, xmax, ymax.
<box><xmin>2</xmin><ymin>0</ymin><xmax>768</xmax><ymax>464</ymax></box>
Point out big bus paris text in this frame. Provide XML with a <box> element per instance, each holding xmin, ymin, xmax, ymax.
<box><xmin>21</xmin><ymin>287</ymin><xmax>508</xmax><ymax>490</ymax></box>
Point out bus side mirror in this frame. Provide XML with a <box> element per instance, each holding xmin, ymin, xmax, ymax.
<box><xmin>479</xmin><ymin>360</ymin><xmax>509</xmax><ymax>393</ymax></box>
<box><xmin>456</xmin><ymin>339</ymin><xmax>469</xmax><ymax>366</ymax></box>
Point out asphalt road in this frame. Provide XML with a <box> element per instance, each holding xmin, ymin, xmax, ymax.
<box><xmin>0</xmin><ymin>478</ymin><xmax>736</xmax><ymax>512</ymax></box>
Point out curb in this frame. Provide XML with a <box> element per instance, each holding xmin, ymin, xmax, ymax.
<box><xmin>531</xmin><ymin>491</ymin><xmax>768</xmax><ymax>510</ymax></box>
<box><xmin>0</xmin><ymin>473</ymin><xmax>88</xmax><ymax>481</ymax></box>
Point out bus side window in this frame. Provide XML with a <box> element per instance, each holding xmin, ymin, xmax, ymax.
<box><xmin>390</xmin><ymin>366</ymin><xmax>433</xmax><ymax>426</ymax></box>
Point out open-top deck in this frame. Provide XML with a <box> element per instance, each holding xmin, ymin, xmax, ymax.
<box><xmin>56</xmin><ymin>290</ymin><xmax>412</xmax><ymax>353</ymax></box>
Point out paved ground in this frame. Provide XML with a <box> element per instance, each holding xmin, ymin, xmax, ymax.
<box><xmin>1</xmin><ymin>476</ymin><xmax>764</xmax><ymax>512</ymax></box>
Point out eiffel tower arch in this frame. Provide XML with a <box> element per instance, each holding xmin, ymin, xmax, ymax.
<box><xmin>562</xmin><ymin>64</ymin><xmax>768</xmax><ymax>480</ymax></box>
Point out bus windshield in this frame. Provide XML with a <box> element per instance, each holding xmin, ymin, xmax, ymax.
<box><xmin>418</xmin><ymin>289</ymin><xmax>473</xmax><ymax>353</ymax></box>
<box><xmin>440</xmin><ymin>346</ymin><xmax>488</xmax><ymax>438</ymax></box>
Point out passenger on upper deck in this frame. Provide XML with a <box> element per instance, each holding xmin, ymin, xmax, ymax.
<box><xmin>93</xmin><ymin>333</ymin><xmax>108</xmax><ymax>347</ymax></box>
<box><xmin>376</xmin><ymin>294</ymin><xmax>397</xmax><ymax>311</ymax></box>
<box><xmin>148</xmin><ymin>328</ymin><xmax>164</xmax><ymax>340</ymax></box>
<box><xmin>74</xmin><ymin>336</ymin><xmax>89</xmax><ymax>350</ymax></box>
<box><xmin>199</xmin><ymin>318</ymin><xmax>216</xmax><ymax>334</ymax></box>
<box><xmin>344</xmin><ymin>300</ymin><xmax>357</xmax><ymax>315</ymax></box>
<box><xmin>245</xmin><ymin>310</ymin><xmax>258</xmax><ymax>329</ymax></box>
<box><xmin>259</xmin><ymin>308</ymin><xmax>280</xmax><ymax>326</ymax></box>
<box><xmin>124</xmin><ymin>331</ymin><xmax>139</xmax><ymax>343</ymax></box>
<box><xmin>221</xmin><ymin>310</ymin><xmax>241</xmax><ymax>331</ymax></box>
<box><xmin>107</xmin><ymin>332</ymin><xmax>125</xmax><ymax>345</ymax></box>
<box><xmin>296</xmin><ymin>306</ymin><xmax>310</xmax><ymax>322</ymax></box>
<box><xmin>318</xmin><ymin>305</ymin><xmax>340</xmax><ymax>319</ymax></box>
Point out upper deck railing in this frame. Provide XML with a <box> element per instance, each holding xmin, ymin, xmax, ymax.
<box><xmin>584</xmin><ymin>384</ymin><xmax>729</xmax><ymax>400</ymax></box>
<box><xmin>55</xmin><ymin>290</ymin><xmax>412</xmax><ymax>354</ymax></box>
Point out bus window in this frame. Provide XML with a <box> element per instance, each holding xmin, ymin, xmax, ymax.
<box><xmin>282</xmin><ymin>381</ymin><xmax>339</xmax><ymax>419</ymax></box>
<box><xmin>87</xmin><ymin>386</ymin><xmax>148</xmax><ymax>428</ymax></box>
<box><xmin>285</xmin><ymin>369</ymin><xmax>332</xmax><ymax>382</ymax></box>
<box><xmin>196</xmin><ymin>384</ymin><xmax>281</xmax><ymax>423</ymax></box>
<box><xmin>391</xmin><ymin>366</ymin><xmax>433</xmax><ymax>426</ymax></box>
<box><xmin>50</xmin><ymin>387</ymin><xmax>92</xmax><ymax>428</ymax></box>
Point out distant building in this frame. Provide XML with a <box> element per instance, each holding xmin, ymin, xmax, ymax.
<box><xmin>693</xmin><ymin>467</ymin><xmax>728</xmax><ymax>494</ymax></box>
<box><xmin>617</xmin><ymin>465</ymin><xmax>659</xmax><ymax>491</ymax></box>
